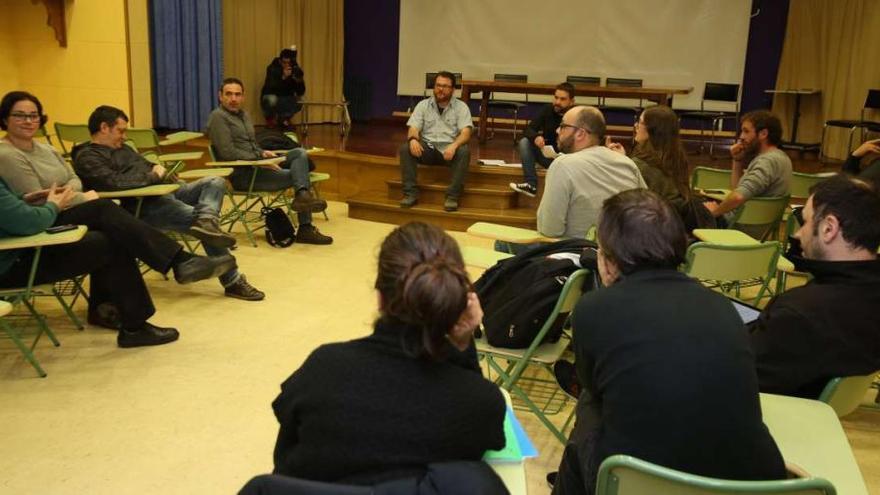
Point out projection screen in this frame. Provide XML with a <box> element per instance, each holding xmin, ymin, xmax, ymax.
<box><xmin>398</xmin><ymin>0</ymin><xmax>752</xmax><ymax>110</ymax></box>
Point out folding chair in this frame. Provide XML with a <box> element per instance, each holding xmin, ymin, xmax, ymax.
<box><xmin>206</xmin><ymin>146</ymin><xmax>294</xmax><ymax>247</ymax></box>
<box><xmin>486</xmin><ymin>74</ymin><xmax>529</xmax><ymax>143</ymax></box>
<box><xmin>601</xmin><ymin>77</ymin><xmax>645</xmax><ymax>123</ymax></box>
<box><xmin>729</xmin><ymin>195</ymin><xmax>790</xmax><ymax>242</ymax></box>
<box><xmin>820</xmin><ymin>89</ymin><xmax>880</xmax><ymax>160</ymax></box>
<box><xmin>566</xmin><ymin>75</ymin><xmax>601</xmax><ymax>105</ymax></box>
<box><xmin>680</xmin><ymin>83</ymin><xmax>741</xmax><ymax>157</ymax></box>
<box><xmin>596</xmin><ymin>455</ymin><xmax>836</xmax><ymax>495</ymax></box>
<box><xmin>0</xmin><ymin>225</ymin><xmax>88</xmax><ymax>377</ymax></box>
<box><xmin>691</xmin><ymin>166</ymin><xmax>732</xmax><ymax>191</ymax></box>
<box><xmin>682</xmin><ymin>241</ymin><xmax>781</xmax><ymax>305</ymax></box>
<box><xmin>818</xmin><ymin>371</ymin><xmax>880</xmax><ymax>418</ymax></box>
<box><xmin>53</xmin><ymin>123</ymin><xmax>91</xmax><ymax>159</ymax></box>
<box><xmin>477</xmin><ymin>268</ymin><xmax>591</xmax><ymax>443</ymax></box>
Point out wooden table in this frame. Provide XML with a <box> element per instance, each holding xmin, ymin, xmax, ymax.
<box><xmin>460</xmin><ymin>80</ymin><xmax>693</xmax><ymax>142</ymax></box>
<box><xmin>761</xmin><ymin>393</ymin><xmax>868</xmax><ymax>495</ymax></box>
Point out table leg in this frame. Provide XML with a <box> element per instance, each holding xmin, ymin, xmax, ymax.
<box><xmin>479</xmin><ymin>92</ymin><xmax>489</xmax><ymax>143</ymax></box>
<box><xmin>791</xmin><ymin>92</ymin><xmax>802</xmax><ymax>144</ymax></box>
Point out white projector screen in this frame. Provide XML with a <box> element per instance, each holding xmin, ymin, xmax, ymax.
<box><xmin>398</xmin><ymin>0</ymin><xmax>752</xmax><ymax>110</ymax></box>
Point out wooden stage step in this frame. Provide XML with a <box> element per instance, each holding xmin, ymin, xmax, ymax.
<box><xmin>385</xmin><ymin>180</ymin><xmax>519</xmax><ymax>210</ymax></box>
<box><xmin>348</xmin><ymin>190</ymin><xmax>537</xmax><ymax>232</ymax></box>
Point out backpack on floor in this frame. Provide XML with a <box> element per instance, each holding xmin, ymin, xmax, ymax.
<box><xmin>474</xmin><ymin>239</ymin><xmax>599</xmax><ymax>349</ymax></box>
<box><xmin>262</xmin><ymin>207</ymin><xmax>296</xmax><ymax>248</ymax></box>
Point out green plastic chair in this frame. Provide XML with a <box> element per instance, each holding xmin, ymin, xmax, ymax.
<box><xmin>683</xmin><ymin>242</ymin><xmax>781</xmax><ymax>305</ymax></box>
<box><xmin>818</xmin><ymin>371</ymin><xmax>880</xmax><ymax>418</ymax></box>
<box><xmin>596</xmin><ymin>455</ymin><xmax>836</xmax><ymax>495</ymax></box>
<box><xmin>207</xmin><ymin>145</ymin><xmax>296</xmax><ymax>247</ymax></box>
<box><xmin>53</xmin><ymin>123</ymin><xmax>92</xmax><ymax>158</ymax></box>
<box><xmin>476</xmin><ymin>268</ymin><xmax>591</xmax><ymax>443</ymax></box>
<box><xmin>0</xmin><ymin>227</ymin><xmax>88</xmax><ymax>376</ymax></box>
<box><xmin>729</xmin><ymin>195</ymin><xmax>790</xmax><ymax>241</ymax></box>
<box><xmin>691</xmin><ymin>166</ymin><xmax>732</xmax><ymax>191</ymax></box>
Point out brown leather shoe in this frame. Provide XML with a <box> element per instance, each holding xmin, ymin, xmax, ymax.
<box><xmin>292</xmin><ymin>190</ymin><xmax>327</xmax><ymax>213</ymax></box>
<box><xmin>296</xmin><ymin>224</ymin><xmax>333</xmax><ymax>245</ymax></box>
<box><xmin>188</xmin><ymin>217</ymin><xmax>236</xmax><ymax>248</ymax></box>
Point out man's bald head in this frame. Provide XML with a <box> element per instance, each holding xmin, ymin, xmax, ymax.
<box><xmin>558</xmin><ymin>106</ymin><xmax>604</xmax><ymax>152</ymax></box>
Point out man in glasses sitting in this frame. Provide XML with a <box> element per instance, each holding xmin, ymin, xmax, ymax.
<box><xmin>536</xmin><ymin>106</ymin><xmax>645</xmax><ymax>240</ymax></box>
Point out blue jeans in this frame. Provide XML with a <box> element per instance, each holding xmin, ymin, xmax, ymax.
<box><xmin>262</xmin><ymin>94</ymin><xmax>303</xmax><ymax>122</ymax></box>
<box><xmin>139</xmin><ymin>176</ymin><xmax>240</xmax><ymax>286</ymax></box>
<box><xmin>228</xmin><ymin>148</ymin><xmax>313</xmax><ymax>226</ymax></box>
<box><xmin>517</xmin><ymin>137</ymin><xmax>554</xmax><ymax>188</ymax></box>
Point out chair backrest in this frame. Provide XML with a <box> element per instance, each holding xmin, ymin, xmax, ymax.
<box><xmin>494</xmin><ymin>73</ymin><xmax>527</xmax><ymax>84</ymax></box>
<box><xmin>691</xmin><ymin>166</ymin><xmax>732</xmax><ymax>190</ymax></box>
<box><xmin>606</xmin><ymin>77</ymin><xmax>643</xmax><ymax>88</ymax></box>
<box><xmin>701</xmin><ymin>82</ymin><xmax>741</xmax><ymax>114</ymax></box>
<box><xmin>567</xmin><ymin>75</ymin><xmax>601</xmax><ymax>86</ymax></box>
<box><xmin>683</xmin><ymin>241</ymin><xmax>781</xmax><ymax>285</ymax></box>
<box><xmin>53</xmin><ymin>123</ymin><xmax>92</xmax><ymax>156</ymax></box>
<box><xmin>789</xmin><ymin>172</ymin><xmax>831</xmax><ymax>201</ymax></box>
<box><xmin>125</xmin><ymin>128</ymin><xmax>161</xmax><ymax>151</ymax></box>
<box><xmin>818</xmin><ymin>371</ymin><xmax>880</xmax><ymax>417</ymax></box>
<box><xmin>864</xmin><ymin>89</ymin><xmax>880</xmax><ymax>111</ymax></box>
<box><xmin>730</xmin><ymin>196</ymin><xmax>790</xmax><ymax>240</ymax></box>
<box><xmin>596</xmin><ymin>455</ymin><xmax>836</xmax><ymax>495</ymax></box>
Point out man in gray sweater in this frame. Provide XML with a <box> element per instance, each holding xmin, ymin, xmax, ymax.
<box><xmin>704</xmin><ymin>110</ymin><xmax>792</xmax><ymax>226</ymax></box>
<box><xmin>537</xmin><ymin>106</ymin><xmax>646</xmax><ymax>239</ymax></box>
<box><xmin>206</xmin><ymin>77</ymin><xmax>332</xmax><ymax>245</ymax></box>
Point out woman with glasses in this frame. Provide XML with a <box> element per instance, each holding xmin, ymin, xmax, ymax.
<box><xmin>0</xmin><ymin>91</ymin><xmax>237</xmax><ymax>345</ymax></box>
<box><xmin>607</xmin><ymin>105</ymin><xmax>713</xmax><ymax>230</ymax></box>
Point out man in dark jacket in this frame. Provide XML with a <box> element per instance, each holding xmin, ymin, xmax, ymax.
<box><xmin>73</xmin><ymin>105</ymin><xmax>265</xmax><ymax>301</ymax></box>
<box><xmin>261</xmin><ymin>47</ymin><xmax>305</xmax><ymax>128</ymax></box>
<box><xmin>509</xmin><ymin>82</ymin><xmax>575</xmax><ymax>197</ymax></box>
<box><xmin>749</xmin><ymin>174</ymin><xmax>880</xmax><ymax>398</ymax></box>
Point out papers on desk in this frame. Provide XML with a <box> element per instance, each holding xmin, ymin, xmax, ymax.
<box><xmin>477</xmin><ymin>159</ymin><xmax>522</xmax><ymax>168</ymax></box>
<box><xmin>483</xmin><ymin>407</ymin><xmax>538</xmax><ymax>463</ymax></box>
<box><xmin>541</xmin><ymin>145</ymin><xmax>559</xmax><ymax>159</ymax></box>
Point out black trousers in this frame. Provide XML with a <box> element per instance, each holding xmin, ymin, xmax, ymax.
<box><xmin>0</xmin><ymin>231</ymin><xmax>154</xmax><ymax>328</ymax></box>
<box><xmin>54</xmin><ymin>199</ymin><xmax>182</xmax><ymax>273</ymax></box>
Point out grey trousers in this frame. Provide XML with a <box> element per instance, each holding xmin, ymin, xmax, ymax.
<box><xmin>399</xmin><ymin>141</ymin><xmax>470</xmax><ymax>199</ymax></box>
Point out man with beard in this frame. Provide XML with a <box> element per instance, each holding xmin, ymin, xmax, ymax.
<box><xmin>398</xmin><ymin>71</ymin><xmax>473</xmax><ymax>212</ymax></box>
<box><xmin>510</xmin><ymin>82</ymin><xmax>576</xmax><ymax>197</ymax></box>
<box><xmin>749</xmin><ymin>175</ymin><xmax>880</xmax><ymax>399</ymax></box>
<box><xmin>536</xmin><ymin>106</ymin><xmax>645</xmax><ymax>239</ymax></box>
<box><xmin>704</xmin><ymin>110</ymin><xmax>792</xmax><ymax>224</ymax></box>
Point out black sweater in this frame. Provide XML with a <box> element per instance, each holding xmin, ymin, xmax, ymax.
<box><xmin>570</xmin><ymin>269</ymin><xmax>784</xmax><ymax>493</ymax></box>
<box><xmin>271</xmin><ymin>320</ymin><xmax>506</xmax><ymax>485</ymax></box>
<box><xmin>261</xmin><ymin>57</ymin><xmax>306</xmax><ymax>98</ymax></box>
<box><xmin>522</xmin><ymin>104</ymin><xmax>563</xmax><ymax>147</ymax></box>
<box><xmin>749</xmin><ymin>257</ymin><xmax>880</xmax><ymax>398</ymax></box>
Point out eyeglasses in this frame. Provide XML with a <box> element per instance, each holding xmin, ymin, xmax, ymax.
<box><xmin>558</xmin><ymin>123</ymin><xmax>588</xmax><ymax>133</ymax></box>
<box><xmin>9</xmin><ymin>112</ymin><xmax>41</xmax><ymax>122</ymax></box>
<box><xmin>792</xmin><ymin>207</ymin><xmax>805</xmax><ymax>226</ymax></box>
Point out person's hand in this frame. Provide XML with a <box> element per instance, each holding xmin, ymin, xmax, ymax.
<box><xmin>22</xmin><ymin>187</ymin><xmax>54</xmax><ymax>205</ymax></box>
<box><xmin>152</xmin><ymin>164</ymin><xmax>167</xmax><ymax>179</ymax></box>
<box><xmin>262</xmin><ymin>150</ymin><xmax>280</xmax><ymax>158</ymax></box>
<box><xmin>282</xmin><ymin>66</ymin><xmax>293</xmax><ymax>78</ymax></box>
<box><xmin>703</xmin><ymin>201</ymin><xmax>719</xmax><ymax>215</ymax></box>
<box><xmin>442</xmin><ymin>144</ymin><xmax>457</xmax><ymax>161</ymax></box>
<box><xmin>730</xmin><ymin>141</ymin><xmax>746</xmax><ymax>162</ymax></box>
<box><xmin>82</xmin><ymin>190</ymin><xmax>100</xmax><ymax>202</ymax></box>
<box><xmin>605</xmin><ymin>136</ymin><xmax>626</xmax><ymax>155</ymax></box>
<box><xmin>409</xmin><ymin>139</ymin><xmax>424</xmax><ymax>158</ymax></box>
<box><xmin>534</xmin><ymin>136</ymin><xmax>546</xmax><ymax>148</ymax></box>
<box><xmin>261</xmin><ymin>162</ymin><xmax>283</xmax><ymax>172</ymax></box>
<box><xmin>46</xmin><ymin>184</ymin><xmax>76</xmax><ymax>211</ymax></box>
<box><xmin>448</xmin><ymin>292</ymin><xmax>483</xmax><ymax>351</ymax></box>
<box><xmin>853</xmin><ymin>138</ymin><xmax>880</xmax><ymax>158</ymax></box>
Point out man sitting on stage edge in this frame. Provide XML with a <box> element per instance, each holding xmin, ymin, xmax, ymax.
<box><xmin>206</xmin><ymin>77</ymin><xmax>332</xmax><ymax>245</ymax></box>
<box><xmin>536</xmin><ymin>106</ymin><xmax>645</xmax><ymax>239</ymax></box>
<box><xmin>73</xmin><ymin>105</ymin><xmax>266</xmax><ymax>301</ymax></box>
<box><xmin>399</xmin><ymin>71</ymin><xmax>472</xmax><ymax>212</ymax></box>
<box><xmin>749</xmin><ymin>175</ymin><xmax>880</xmax><ymax>399</ymax></box>
<box><xmin>510</xmin><ymin>82</ymin><xmax>575</xmax><ymax>197</ymax></box>
<box><xmin>704</xmin><ymin>111</ymin><xmax>792</xmax><ymax>229</ymax></box>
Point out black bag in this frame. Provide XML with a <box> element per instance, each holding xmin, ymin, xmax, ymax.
<box><xmin>254</xmin><ymin>127</ymin><xmax>317</xmax><ymax>172</ymax></box>
<box><xmin>262</xmin><ymin>207</ymin><xmax>296</xmax><ymax>247</ymax></box>
<box><xmin>474</xmin><ymin>239</ymin><xmax>598</xmax><ymax>349</ymax></box>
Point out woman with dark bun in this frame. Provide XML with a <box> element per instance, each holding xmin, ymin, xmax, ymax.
<box><xmin>271</xmin><ymin>222</ymin><xmax>506</xmax><ymax>484</ymax></box>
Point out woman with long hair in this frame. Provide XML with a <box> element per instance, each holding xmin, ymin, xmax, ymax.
<box><xmin>607</xmin><ymin>105</ymin><xmax>712</xmax><ymax>229</ymax></box>
<box><xmin>271</xmin><ymin>222</ymin><xmax>505</xmax><ymax>485</ymax></box>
